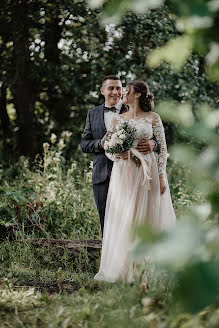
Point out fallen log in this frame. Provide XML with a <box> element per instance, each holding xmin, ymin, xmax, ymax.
<box><xmin>19</xmin><ymin>238</ymin><xmax>102</xmax><ymax>252</ymax></box>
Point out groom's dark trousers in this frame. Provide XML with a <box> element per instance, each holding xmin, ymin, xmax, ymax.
<box><xmin>80</xmin><ymin>103</ymin><xmax>127</xmax><ymax>235</ymax></box>
<box><xmin>92</xmin><ymin>176</ymin><xmax>110</xmax><ymax>234</ymax></box>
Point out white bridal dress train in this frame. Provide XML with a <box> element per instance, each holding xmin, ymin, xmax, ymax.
<box><xmin>94</xmin><ymin>114</ymin><xmax>176</xmax><ymax>282</ymax></box>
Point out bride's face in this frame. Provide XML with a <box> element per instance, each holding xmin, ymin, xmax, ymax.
<box><xmin>123</xmin><ymin>85</ymin><xmax>135</xmax><ymax>105</ymax></box>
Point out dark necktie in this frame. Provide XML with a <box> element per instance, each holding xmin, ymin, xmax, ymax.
<box><xmin>104</xmin><ymin>106</ymin><xmax>117</xmax><ymax>113</ymax></box>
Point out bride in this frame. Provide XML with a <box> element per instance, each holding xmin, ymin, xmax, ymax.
<box><xmin>94</xmin><ymin>80</ymin><xmax>176</xmax><ymax>282</ymax></box>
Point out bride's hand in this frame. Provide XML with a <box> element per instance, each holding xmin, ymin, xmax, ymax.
<box><xmin>159</xmin><ymin>174</ymin><xmax>167</xmax><ymax>195</ymax></box>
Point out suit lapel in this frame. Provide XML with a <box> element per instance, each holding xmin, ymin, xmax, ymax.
<box><xmin>99</xmin><ymin>103</ymin><xmax>107</xmax><ymax>135</ymax></box>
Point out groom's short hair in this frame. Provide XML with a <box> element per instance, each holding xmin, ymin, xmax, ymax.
<box><xmin>102</xmin><ymin>75</ymin><xmax>121</xmax><ymax>86</ymax></box>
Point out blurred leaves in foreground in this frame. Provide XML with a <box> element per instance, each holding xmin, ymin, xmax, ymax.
<box><xmin>131</xmin><ymin>100</ymin><xmax>219</xmax><ymax>313</ymax></box>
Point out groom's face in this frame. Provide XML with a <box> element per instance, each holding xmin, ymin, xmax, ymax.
<box><xmin>101</xmin><ymin>79</ymin><xmax>122</xmax><ymax>107</ymax></box>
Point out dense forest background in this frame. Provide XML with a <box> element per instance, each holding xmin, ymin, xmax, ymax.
<box><xmin>0</xmin><ymin>0</ymin><xmax>218</xmax><ymax>160</ymax></box>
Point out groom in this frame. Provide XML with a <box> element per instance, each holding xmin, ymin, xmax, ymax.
<box><xmin>80</xmin><ymin>75</ymin><xmax>157</xmax><ymax>235</ymax></box>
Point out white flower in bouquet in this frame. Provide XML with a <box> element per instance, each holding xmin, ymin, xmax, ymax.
<box><xmin>108</xmin><ymin>138</ymin><xmax>117</xmax><ymax>148</ymax></box>
<box><xmin>108</xmin><ymin>134</ymin><xmax>118</xmax><ymax>147</ymax></box>
<box><xmin>102</xmin><ymin>121</ymin><xmax>152</xmax><ymax>188</ymax></box>
<box><xmin>116</xmin><ymin>137</ymin><xmax>124</xmax><ymax>145</ymax></box>
<box><xmin>116</xmin><ymin>129</ymin><xmax>124</xmax><ymax>136</ymax></box>
<box><xmin>102</xmin><ymin>121</ymin><xmax>142</xmax><ymax>167</ymax></box>
<box><xmin>119</xmin><ymin>134</ymin><xmax>126</xmax><ymax>140</ymax></box>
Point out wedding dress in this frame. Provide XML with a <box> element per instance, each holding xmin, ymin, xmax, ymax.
<box><xmin>94</xmin><ymin>114</ymin><xmax>176</xmax><ymax>282</ymax></box>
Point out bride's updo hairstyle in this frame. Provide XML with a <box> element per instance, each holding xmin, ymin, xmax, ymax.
<box><xmin>127</xmin><ymin>80</ymin><xmax>154</xmax><ymax>112</ymax></box>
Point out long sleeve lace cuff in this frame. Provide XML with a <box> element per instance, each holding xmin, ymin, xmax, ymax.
<box><xmin>105</xmin><ymin>152</ymin><xmax>121</xmax><ymax>162</ymax></box>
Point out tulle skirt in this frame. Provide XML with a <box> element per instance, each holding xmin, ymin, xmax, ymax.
<box><xmin>94</xmin><ymin>153</ymin><xmax>176</xmax><ymax>282</ymax></box>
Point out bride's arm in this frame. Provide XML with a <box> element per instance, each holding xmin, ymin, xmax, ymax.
<box><xmin>152</xmin><ymin>113</ymin><xmax>168</xmax><ymax>174</ymax></box>
<box><xmin>152</xmin><ymin>113</ymin><xmax>168</xmax><ymax>194</ymax></box>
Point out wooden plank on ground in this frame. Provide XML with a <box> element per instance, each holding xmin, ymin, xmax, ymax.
<box><xmin>21</xmin><ymin>238</ymin><xmax>102</xmax><ymax>252</ymax></box>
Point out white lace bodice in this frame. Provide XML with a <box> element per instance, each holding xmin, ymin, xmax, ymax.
<box><xmin>106</xmin><ymin>114</ymin><xmax>168</xmax><ymax>175</ymax></box>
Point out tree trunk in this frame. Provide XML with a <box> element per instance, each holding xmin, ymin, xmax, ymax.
<box><xmin>0</xmin><ymin>83</ymin><xmax>10</xmax><ymax>142</ymax></box>
<box><xmin>44</xmin><ymin>4</ymin><xmax>71</xmax><ymax>124</ymax></box>
<box><xmin>12</xmin><ymin>0</ymin><xmax>37</xmax><ymax>157</ymax></box>
<box><xmin>44</xmin><ymin>12</ymin><xmax>61</xmax><ymax>65</ymax></box>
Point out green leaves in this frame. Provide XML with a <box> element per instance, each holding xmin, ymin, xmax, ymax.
<box><xmin>132</xmin><ymin>219</ymin><xmax>207</xmax><ymax>269</ymax></box>
<box><xmin>156</xmin><ymin>101</ymin><xmax>195</xmax><ymax>127</ymax></box>
<box><xmin>169</xmin><ymin>0</ymin><xmax>216</xmax><ymax>18</ymax></box>
<box><xmin>147</xmin><ymin>35</ymin><xmax>194</xmax><ymax>71</ymax></box>
<box><xmin>174</xmin><ymin>260</ymin><xmax>219</xmax><ymax>313</ymax></box>
<box><xmin>88</xmin><ymin>0</ymin><xmax>219</xmax><ymax>81</ymax></box>
<box><xmin>5</xmin><ymin>191</ymin><xmax>27</xmax><ymax>204</ymax></box>
<box><xmin>132</xmin><ymin>216</ymin><xmax>219</xmax><ymax>313</ymax></box>
<box><xmin>89</xmin><ymin>0</ymin><xmax>164</xmax><ymax>23</ymax></box>
<box><xmin>1</xmin><ymin>0</ymin><xmax>218</xmax><ymax>158</ymax></box>
<box><xmin>130</xmin><ymin>98</ymin><xmax>219</xmax><ymax>313</ymax></box>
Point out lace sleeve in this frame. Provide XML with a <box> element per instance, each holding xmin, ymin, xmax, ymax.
<box><xmin>152</xmin><ymin>114</ymin><xmax>168</xmax><ymax>175</ymax></box>
<box><xmin>105</xmin><ymin>115</ymin><xmax>121</xmax><ymax>162</ymax></box>
<box><xmin>105</xmin><ymin>151</ymin><xmax>120</xmax><ymax>162</ymax></box>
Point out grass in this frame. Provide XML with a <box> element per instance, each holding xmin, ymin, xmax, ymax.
<box><xmin>0</xmin><ymin>256</ymin><xmax>218</xmax><ymax>328</ymax></box>
<box><xmin>0</xmin><ymin>239</ymin><xmax>177</xmax><ymax>327</ymax></box>
<box><xmin>0</xmin><ymin>280</ymin><xmax>169</xmax><ymax>328</ymax></box>
<box><xmin>0</xmin><ymin>143</ymin><xmax>217</xmax><ymax>327</ymax></box>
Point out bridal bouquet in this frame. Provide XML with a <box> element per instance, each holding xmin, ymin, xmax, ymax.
<box><xmin>101</xmin><ymin>122</ymin><xmax>141</xmax><ymax>166</ymax></box>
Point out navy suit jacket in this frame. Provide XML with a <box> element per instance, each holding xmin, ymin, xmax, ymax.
<box><xmin>80</xmin><ymin>103</ymin><xmax>127</xmax><ymax>184</ymax></box>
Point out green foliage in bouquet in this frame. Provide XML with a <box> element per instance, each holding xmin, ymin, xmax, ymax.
<box><xmin>103</xmin><ymin>122</ymin><xmax>141</xmax><ymax>166</ymax></box>
<box><xmin>103</xmin><ymin>122</ymin><xmax>135</xmax><ymax>153</ymax></box>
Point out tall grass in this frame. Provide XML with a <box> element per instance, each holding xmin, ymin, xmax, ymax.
<box><xmin>0</xmin><ymin>135</ymin><xmax>211</xmax><ymax>328</ymax></box>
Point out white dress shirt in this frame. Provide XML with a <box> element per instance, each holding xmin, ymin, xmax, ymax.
<box><xmin>104</xmin><ymin>99</ymin><xmax>123</xmax><ymax>131</ymax></box>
